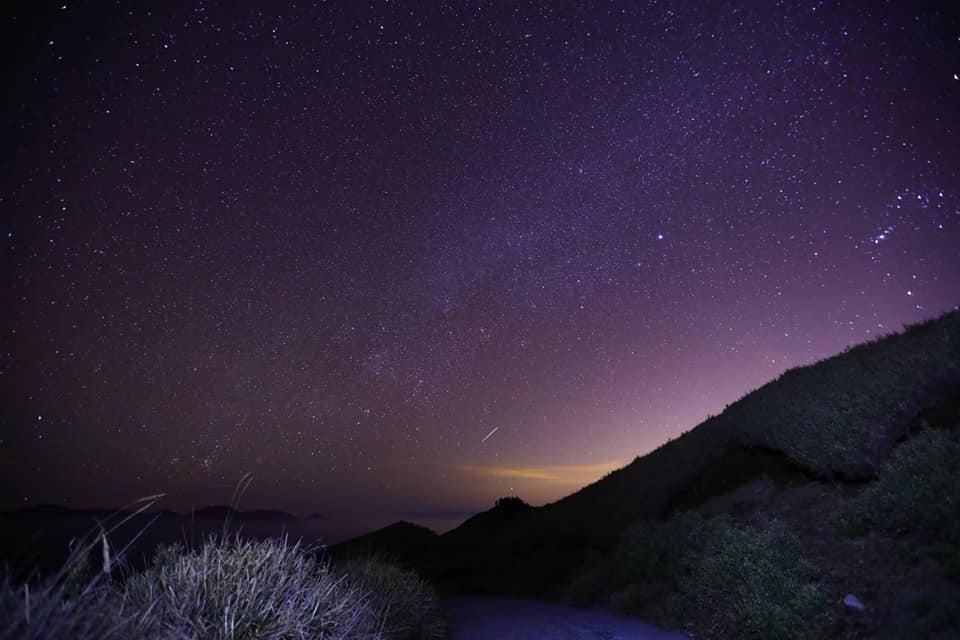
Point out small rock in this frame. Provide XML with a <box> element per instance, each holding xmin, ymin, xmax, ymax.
<box><xmin>843</xmin><ymin>594</ymin><xmax>865</xmax><ymax>611</ymax></box>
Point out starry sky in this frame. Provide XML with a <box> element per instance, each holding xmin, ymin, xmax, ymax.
<box><xmin>2</xmin><ymin>1</ymin><xmax>959</xmax><ymax>535</ymax></box>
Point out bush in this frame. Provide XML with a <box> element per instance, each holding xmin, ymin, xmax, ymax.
<box><xmin>837</xmin><ymin>428</ymin><xmax>960</xmax><ymax>577</ymax></box>
<box><xmin>616</xmin><ymin>513</ymin><xmax>826</xmax><ymax>639</ymax></box>
<box><xmin>614</xmin><ymin>511</ymin><xmax>711</xmax><ymax>621</ymax></box>
<box><xmin>838</xmin><ymin>428</ymin><xmax>959</xmax><ymax>536</ymax></box>
<box><xmin>692</xmin><ymin>518</ymin><xmax>825</xmax><ymax>639</ymax></box>
<box><xmin>340</xmin><ymin>556</ymin><xmax>447</xmax><ymax>640</ymax></box>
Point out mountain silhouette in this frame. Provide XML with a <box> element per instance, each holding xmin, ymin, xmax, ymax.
<box><xmin>337</xmin><ymin>311</ymin><xmax>960</xmax><ymax>601</ymax></box>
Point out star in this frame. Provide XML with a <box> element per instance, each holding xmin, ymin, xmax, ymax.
<box><xmin>2</xmin><ymin>0</ymin><xmax>957</xmax><ymax>532</ymax></box>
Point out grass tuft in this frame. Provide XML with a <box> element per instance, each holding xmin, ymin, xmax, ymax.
<box><xmin>119</xmin><ymin>535</ymin><xmax>369</xmax><ymax>639</ymax></box>
<box><xmin>2</xmin><ymin>533</ymin><xmax>446</xmax><ymax>640</ymax></box>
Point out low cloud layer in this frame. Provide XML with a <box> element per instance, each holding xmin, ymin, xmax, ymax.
<box><xmin>454</xmin><ymin>461</ymin><xmax>623</xmax><ymax>486</ymax></box>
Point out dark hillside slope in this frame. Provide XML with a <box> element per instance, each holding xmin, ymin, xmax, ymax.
<box><xmin>729</xmin><ymin>311</ymin><xmax>960</xmax><ymax>477</ymax></box>
<box><xmin>328</xmin><ymin>521</ymin><xmax>438</xmax><ymax>564</ymax></box>
<box><xmin>540</xmin><ymin>311</ymin><xmax>958</xmax><ymax>533</ymax></box>
<box><xmin>542</xmin><ymin>309</ymin><xmax>960</xmax><ymax>540</ymax></box>
<box><xmin>440</xmin><ymin>497</ymin><xmax>534</xmax><ymax>547</ymax></box>
<box><xmin>421</xmin><ymin>310</ymin><xmax>960</xmax><ymax>595</ymax></box>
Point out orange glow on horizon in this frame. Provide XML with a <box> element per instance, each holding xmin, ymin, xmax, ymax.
<box><xmin>454</xmin><ymin>460</ymin><xmax>624</xmax><ymax>488</ymax></box>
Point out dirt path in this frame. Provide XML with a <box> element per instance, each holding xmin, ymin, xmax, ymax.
<box><xmin>443</xmin><ymin>595</ymin><xmax>689</xmax><ymax>640</ymax></box>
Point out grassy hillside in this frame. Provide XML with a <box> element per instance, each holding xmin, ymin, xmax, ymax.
<box><xmin>601</xmin><ymin>399</ymin><xmax>960</xmax><ymax>639</ymax></box>
<box><xmin>543</xmin><ymin>309</ymin><xmax>960</xmax><ymax>540</ymax></box>
<box><xmin>415</xmin><ymin>309</ymin><xmax>960</xmax><ymax>637</ymax></box>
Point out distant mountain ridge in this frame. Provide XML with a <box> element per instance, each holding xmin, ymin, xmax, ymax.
<box><xmin>190</xmin><ymin>506</ymin><xmax>300</xmax><ymax>522</ymax></box>
<box><xmin>3</xmin><ymin>504</ymin><xmax>316</xmax><ymax>522</ymax></box>
<box><xmin>0</xmin><ymin>504</ymin><xmax>331</xmax><ymax>579</ymax></box>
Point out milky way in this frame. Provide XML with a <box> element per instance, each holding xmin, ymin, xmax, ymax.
<box><xmin>2</xmin><ymin>2</ymin><xmax>958</xmax><ymax>534</ymax></box>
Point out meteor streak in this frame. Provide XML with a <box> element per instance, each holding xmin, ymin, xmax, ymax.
<box><xmin>481</xmin><ymin>427</ymin><xmax>498</xmax><ymax>443</ymax></box>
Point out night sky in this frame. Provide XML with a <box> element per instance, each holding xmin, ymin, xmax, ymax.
<box><xmin>2</xmin><ymin>2</ymin><xmax>959</xmax><ymax>535</ymax></box>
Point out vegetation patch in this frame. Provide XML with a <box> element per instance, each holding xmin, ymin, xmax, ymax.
<box><xmin>837</xmin><ymin>427</ymin><xmax>960</xmax><ymax>576</ymax></box>
<box><xmin>1</xmin><ymin>535</ymin><xmax>445</xmax><ymax>640</ymax></box>
<box><xmin>615</xmin><ymin>512</ymin><xmax>827</xmax><ymax>639</ymax></box>
<box><xmin>340</xmin><ymin>556</ymin><xmax>447</xmax><ymax>640</ymax></box>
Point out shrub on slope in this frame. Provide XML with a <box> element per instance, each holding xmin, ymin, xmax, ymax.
<box><xmin>341</xmin><ymin>556</ymin><xmax>447</xmax><ymax>640</ymax></box>
<box><xmin>838</xmin><ymin>427</ymin><xmax>960</xmax><ymax>577</ymax></box>
<box><xmin>615</xmin><ymin>513</ymin><xmax>827</xmax><ymax>640</ymax></box>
